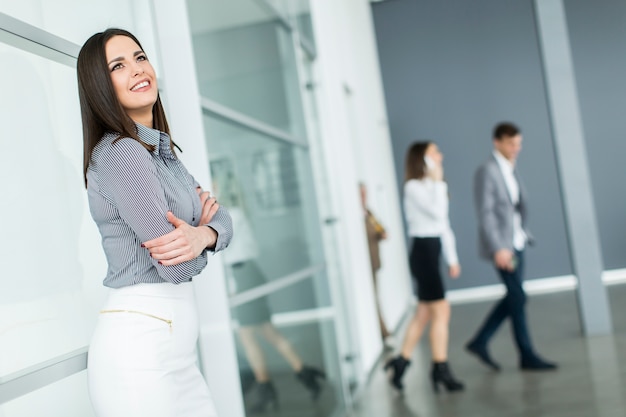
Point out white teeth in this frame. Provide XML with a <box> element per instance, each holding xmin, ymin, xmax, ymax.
<box><xmin>131</xmin><ymin>81</ymin><xmax>149</xmax><ymax>91</ymax></box>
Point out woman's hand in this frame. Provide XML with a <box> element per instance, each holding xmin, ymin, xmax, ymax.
<box><xmin>196</xmin><ymin>187</ymin><xmax>220</xmax><ymax>225</ymax></box>
<box><xmin>449</xmin><ymin>264</ymin><xmax>461</xmax><ymax>279</ymax></box>
<box><xmin>143</xmin><ymin>211</ymin><xmax>217</xmax><ymax>266</ymax></box>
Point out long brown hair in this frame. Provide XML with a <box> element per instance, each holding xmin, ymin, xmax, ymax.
<box><xmin>404</xmin><ymin>141</ymin><xmax>432</xmax><ymax>182</ymax></box>
<box><xmin>77</xmin><ymin>28</ymin><xmax>172</xmax><ymax>187</ymax></box>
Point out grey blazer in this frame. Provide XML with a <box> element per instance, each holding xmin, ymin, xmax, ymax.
<box><xmin>474</xmin><ymin>155</ymin><xmax>533</xmax><ymax>260</ymax></box>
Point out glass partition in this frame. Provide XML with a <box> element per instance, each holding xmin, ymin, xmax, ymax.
<box><xmin>202</xmin><ymin>114</ymin><xmax>327</xmax><ymax>301</ymax></box>
<box><xmin>202</xmin><ymin>101</ymin><xmax>343</xmax><ymax>417</ymax></box>
<box><xmin>188</xmin><ymin>0</ymin><xmax>307</xmax><ymax>139</ymax></box>
<box><xmin>188</xmin><ymin>1</ymin><xmax>346</xmax><ymax>414</ymax></box>
<box><xmin>233</xmin><ymin>317</ymin><xmax>342</xmax><ymax>415</ymax></box>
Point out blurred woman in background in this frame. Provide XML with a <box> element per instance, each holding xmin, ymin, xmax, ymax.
<box><xmin>384</xmin><ymin>141</ymin><xmax>464</xmax><ymax>394</ymax></box>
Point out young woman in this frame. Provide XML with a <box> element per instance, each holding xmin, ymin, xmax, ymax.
<box><xmin>77</xmin><ymin>28</ymin><xmax>233</xmax><ymax>416</ymax></box>
<box><xmin>384</xmin><ymin>141</ymin><xmax>464</xmax><ymax>393</ymax></box>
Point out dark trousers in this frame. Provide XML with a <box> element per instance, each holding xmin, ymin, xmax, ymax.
<box><xmin>470</xmin><ymin>250</ymin><xmax>535</xmax><ymax>359</ymax></box>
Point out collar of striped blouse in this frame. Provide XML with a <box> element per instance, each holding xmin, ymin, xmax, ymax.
<box><xmin>135</xmin><ymin>123</ymin><xmax>175</xmax><ymax>159</ymax></box>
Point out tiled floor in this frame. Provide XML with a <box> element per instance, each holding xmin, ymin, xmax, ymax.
<box><xmin>346</xmin><ymin>285</ymin><xmax>626</xmax><ymax>417</ymax></box>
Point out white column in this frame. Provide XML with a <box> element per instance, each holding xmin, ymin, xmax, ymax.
<box><xmin>534</xmin><ymin>0</ymin><xmax>612</xmax><ymax>335</ymax></box>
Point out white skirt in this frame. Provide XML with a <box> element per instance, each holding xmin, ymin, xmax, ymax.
<box><xmin>88</xmin><ymin>282</ymin><xmax>218</xmax><ymax>417</ymax></box>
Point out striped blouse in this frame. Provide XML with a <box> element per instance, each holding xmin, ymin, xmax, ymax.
<box><xmin>86</xmin><ymin>123</ymin><xmax>233</xmax><ymax>288</ymax></box>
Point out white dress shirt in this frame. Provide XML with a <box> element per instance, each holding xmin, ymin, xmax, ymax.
<box><xmin>493</xmin><ymin>150</ymin><xmax>527</xmax><ymax>250</ymax></box>
<box><xmin>403</xmin><ymin>178</ymin><xmax>458</xmax><ymax>265</ymax></box>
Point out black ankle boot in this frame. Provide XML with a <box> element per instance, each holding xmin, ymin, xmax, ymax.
<box><xmin>383</xmin><ymin>355</ymin><xmax>410</xmax><ymax>391</ymax></box>
<box><xmin>249</xmin><ymin>381</ymin><xmax>279</xmax><ymax>413</ymax></box>
<box><xmin>296</xmin><ymin>365</ymin><xmax>326</xmax><ymax>401</ymax></box>
<box><xmin>240</xmin><ymin>369</ymin><xmax>257</xmax><ymax>395</ymax></box>
<box><xmin>431</xmin><ymin>361</ymin><xmax>464</xmax><ymax>393</ymax></box>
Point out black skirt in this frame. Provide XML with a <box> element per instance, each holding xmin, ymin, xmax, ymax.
<box><xmin>409</xmin><ymin>237</ymin><xmax>445</xmax><ymax>301</ymax></box>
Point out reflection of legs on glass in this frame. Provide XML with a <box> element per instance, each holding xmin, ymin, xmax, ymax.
<box><xmin>239</xmin><ymin>326</ymin><xmax>278</xmax><ymax>413</ymax></box>
<box><xmin>257</xmin><ymin>322</ymin><xmax>326</xmax><ymax>400</ymax></box>
<box><xmin>233</xmin><ymin>260</ymin><xmax>326</xmax><ymax>410</ymax></box>
<box><xmin>238</xmin><ymin>322</ymin><xmax>326</xmax><ymax>412</ymax></box>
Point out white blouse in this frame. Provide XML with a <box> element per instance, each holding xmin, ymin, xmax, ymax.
<box><xmin>403</xmin><ymin>178</ymin><xmax>458</xmax><ymax>266</ymax></box>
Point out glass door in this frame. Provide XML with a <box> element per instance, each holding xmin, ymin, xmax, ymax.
<box><xmin>186</xmin><ymin>0</ymin><xmax>349</xmax><ymax>414</ymax></box>
<box><xmin>202</xmin><ymin>113</ymin><xmax>344</xmax><ymax>416</ymax></box>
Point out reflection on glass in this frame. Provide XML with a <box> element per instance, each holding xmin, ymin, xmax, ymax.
<box><xmin>187</xmin><ymin>2</ymin><xmax>345</xmax><ymax>413</ymax></box>
<box><xmin>225</xmin><ymin>210</ymin><xmax>335</xmax><ymax>413</ymax></box>
<box><xmin>234</xmin><ymin>317</ymin><xmax>341</xmax><ymax>415</ymax></box>
<box><xmin>187</xmin><ymin>0</ymin><xmax>307</xmax><ymax>138</ymax></box>
<box><xmin>204</xmin><ymin>115</ymin><xmax>323</xmax><ymax>283</ymax></box>
<box><xmin>202</xmin><ymin>100</ymin><xmax>341</xmax><ymax>416</ymax></box>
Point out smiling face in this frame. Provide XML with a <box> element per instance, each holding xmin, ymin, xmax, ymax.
<box><xmin>105</xmin><ymin>35</ymin><xmax>158</xmax><ymax>127</ymax></box>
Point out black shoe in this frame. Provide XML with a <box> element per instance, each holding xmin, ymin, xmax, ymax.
<box><xmin>383</xmin><ymin>355</ymin><xmax>410</xmax><ymax>391</ymax></box>
<box><xmin>520</xmin><ymin>355</ymin><xmax>558</xmax><ymax>371</ymax></box>
<box><xmin>296</xmin><ymin>365</ymin><xmax>326</xmax><ymax>401</ymax></box>
<box><xmin>249</xmin><ymin>381</ymin><xmax>279</xmax><ymax>413</ymax></box>
<box><xmin>465</xmin><ymin>341</ymin><xmax>501</xmax><ymax>371</ymax></box>
<box><xmin>431</xmin><ymin>361</ymin><xmax>465</xmax><ymax>393</ymax></box>
<box><xmin>240</xmin><ymin>369</ymin><xmax>257</xmax><ymax>395</ymax></box>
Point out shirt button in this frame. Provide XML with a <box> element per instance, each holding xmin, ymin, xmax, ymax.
<box><xmin>192</xmin><ymin>217</ymin><xmax>195</xmax><ymax>221</ymax></box>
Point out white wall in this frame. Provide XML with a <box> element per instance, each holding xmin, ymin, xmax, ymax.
<box><xmin>309</xmin><ymin>0</ymin><xmax>412</xmax><ymax>380</ymax></box>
